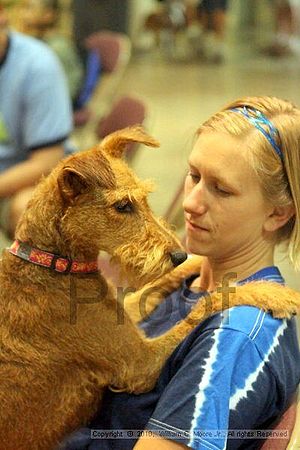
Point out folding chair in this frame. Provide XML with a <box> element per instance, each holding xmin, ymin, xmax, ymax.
<box><xmin>72</xmin><ymin>31</ymin><xmax>131</xmax><ymax>149</ymax></box>
<box><xmin>73</xmin><ymin>49</ymin><xmax>102</xmax><ymax>127</ymax></box>
<box><xmin>85</xmin><ymin>31</ymin><xmax>130</xmax><ymax>72</ymax></box>
<box><xmin>96</xmin><ymin>95</ymin><xmax>147</xmax><ymax>162</ymax></box>
<box><xmin>261</xmin><ymin>390</ymin><xmax>300</xmax><ymax>450</ymax></box>
<box><xmin>287</xmin><ymin>389</ymin><xmax>300</xmax><ymax>449</ymax></box>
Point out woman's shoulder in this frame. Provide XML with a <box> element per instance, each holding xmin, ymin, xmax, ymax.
<box><xmin>190</xmin><ymin>303</ymin><xmax>297</xmax><ymax>346</ymax></box>
<box><xmin>177</xmin><ymin>306</ymin><xmax>300</xmax><ymax>384</ymax></box>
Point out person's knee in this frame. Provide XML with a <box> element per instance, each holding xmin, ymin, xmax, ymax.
<box><xmin>8</xmin><ymin>187</ymin><xmax>35</xmax><ymax>236</ymax></box>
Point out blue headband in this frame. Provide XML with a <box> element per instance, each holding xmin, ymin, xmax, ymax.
<box><xmin>231</xmin><ymin>106</ymin><xmax>284</xmax><ymax>163</ymax></box>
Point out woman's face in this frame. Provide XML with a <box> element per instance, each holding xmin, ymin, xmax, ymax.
<box><xmin>183</xmin><ymin>131</ymin><xmax>274</xmax><ymax>261</ymax></box>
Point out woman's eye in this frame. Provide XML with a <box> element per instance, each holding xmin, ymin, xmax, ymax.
<box><xmin>215</xmin><ymin>185</ymin><xmax>231</xmax><ymax>196</ymax></box>
<box><xmin>114</xmin><ymin>200</ymin><xmax>134</xmax><ymax>213</ymax></box>
<box><xmin>188</xmin><ymin>172</ymin><xmax>200</xmax><ymax>184</ymax></box>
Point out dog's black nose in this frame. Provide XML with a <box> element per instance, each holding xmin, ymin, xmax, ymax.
<box><xmin>170</xmin><ymin>250</ymin><xmax>188</xmax><ymax>267</ymax></box>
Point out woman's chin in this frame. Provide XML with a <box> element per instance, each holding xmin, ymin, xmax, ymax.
<box><xmin>185</xmin><ymin>237</ymin><xmax>207</xmax><ymax>256</ymax></box>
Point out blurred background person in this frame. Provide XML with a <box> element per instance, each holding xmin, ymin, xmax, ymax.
<box><xmin>196</xmin><ymin>0</ymin><xmax>228</xmax><ymax>62</ymax></box>
<box><xmin>144</xmin><ymin>0</ymin><xmax>189</xmax><ymax>56</ymax></box>
<box><xmin>72</xmin><ymin>0</ymin><xmax>129</xmax><ymax>65</ymax></box>
<box><xmin>0</xmin><ymin>0</ymin><xmax>73</xmax><ymax>240</ymax></box>
<box><xmin>264</xmin><ymin>0</ymin><xmax>300</xmax><ymax>56</ymax></box>
<box><xmin>17</xmin><ymin>0</ymin><xmax>84</xmax><ymax>103</ymax></box>
<box><xmin>265</xmin><ymin>0</ymin><xmax>294</xmax><ymax>56</ymax></box>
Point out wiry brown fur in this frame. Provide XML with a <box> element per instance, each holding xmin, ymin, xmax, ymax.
<box><xmin>0</xmin><ymin>127</ymin><xmax>299</xmax><ymax>450</ymax></box>
<box><xmin>125</xmin><ymin>255</ymin><xmax>300</xmax><ymax>323</ymax></box>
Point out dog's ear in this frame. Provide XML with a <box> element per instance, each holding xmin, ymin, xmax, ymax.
<box><xmin>57</xmin><ymin>152</ymin><xmax>116</xmax><ymax>202</ymax></box>
<box><xmin>57</xmin><ymin>167</ymin><xmax>89</xmax><ymax>201</ymax></box>
<box><xmin>100</xmin><ymin>126</ymin><xmax>160</xmax><ymax>158</ymax></box>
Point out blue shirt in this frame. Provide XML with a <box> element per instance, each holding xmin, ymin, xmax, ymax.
<box><xmin>61</xmin><ymin>266</ymin><xmax>300</xmax><ymax>450</ymax></box>
<box><xmin>0</xmin><ymin>31</ymin><xmax>73</xmax><ymax>173</ymax></box>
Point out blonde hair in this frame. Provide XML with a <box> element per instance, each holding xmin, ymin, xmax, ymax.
<box><xmin>197</xmin><ymin>96</ymin><xmax>300</xmax><ymax>271</ymax></box>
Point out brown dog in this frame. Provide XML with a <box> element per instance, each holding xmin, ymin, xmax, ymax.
<box><xmin>0</xmin><ymin>127</ymin><xmax>299</xmax><ymax>450</ymax></box>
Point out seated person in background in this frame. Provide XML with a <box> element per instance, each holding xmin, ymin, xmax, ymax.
<box><xmin>18</xmin><ymin>0</ymin><xmax>101</xmax><ymax>126</ymax></box>
<box><xmin>264</xmin><ymin>0</ymin><xmax>300</xmax><ymax>57</ymax></box>
<box><xmin>0</xmin><ymin>1</ymin><xmax>74</xmax><ymax>238</ymax></box>
<box><xmin>196</xmin><ymin>0</ymin><xmax>228</xmax><ymax>62</ymax></box>
<box><xmin>18</xmin><ymin>0</ymin><xmax>84</xmax><ymax>102</ymax></box>
<box><xmin>61</xmin><ymin>96</ymin><xmax>300</xmax><ymax>450</ymax></box>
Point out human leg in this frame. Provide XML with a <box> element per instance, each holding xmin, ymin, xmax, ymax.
<box><xmin>197</xmin><ymin>0</ymin><xmax>228</xmax><ymax>62</ymax></box>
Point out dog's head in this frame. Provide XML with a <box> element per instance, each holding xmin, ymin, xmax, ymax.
<box><xmin>57</xmin><ymin>127</ymin><xmax>159</xmax><ymax>199</ymax></box>
<box><xmin>16</xmin><ymin>127</ymin><xmax>186</xmax><ymax>286</ymax></box>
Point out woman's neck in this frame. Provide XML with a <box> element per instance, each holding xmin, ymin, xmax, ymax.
<box><xmin>191</xmin><ymin>243</ymin><xmax>275</xmax><ymax>292</ymax></box>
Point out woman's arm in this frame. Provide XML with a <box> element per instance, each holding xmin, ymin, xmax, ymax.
<box><xmin>134</xmin><ymin>435</ymin><xmax>189</xmax><ymax>449</ymax></box>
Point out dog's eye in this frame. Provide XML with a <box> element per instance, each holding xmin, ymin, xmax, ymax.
<box><xmin>114</xmin><ymin>200</ymin><xmax>134</xmax><ymax>213</ymax></box>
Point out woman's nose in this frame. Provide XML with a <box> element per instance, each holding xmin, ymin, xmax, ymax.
<box><xmin>183</xmin><ymin>183</ymin><xmax>208</xmax><ymax>215</ymax></box>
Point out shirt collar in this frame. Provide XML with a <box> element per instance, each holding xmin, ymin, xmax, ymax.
<box><xmin>182</xmin><ymin>266</ymin><xmax>285</xmax><ymax>303</ymax></box>
<box><xmin>238</xmin><ymin>266</ymin><xmax>285</xmax><ymax>285</ymax></box>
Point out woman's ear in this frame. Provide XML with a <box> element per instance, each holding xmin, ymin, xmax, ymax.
<box><xmin>264</xmin><ymin>204</ymin><xmax>296</xmax><ymax>232</ymax></box>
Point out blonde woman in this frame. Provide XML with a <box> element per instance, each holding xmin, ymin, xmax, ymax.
<box><xmin>62</xmin><ymin>97</ymin><xmax>300</xmax><ymax>450</ymax></box>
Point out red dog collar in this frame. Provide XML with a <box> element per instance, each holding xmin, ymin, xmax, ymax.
<box><xmin>9</xmin><ymin>240</ymin><xmax>98</xmax><ymax>274</ymax></box>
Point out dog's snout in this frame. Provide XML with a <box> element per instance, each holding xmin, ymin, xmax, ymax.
<box><xmin>170</xmin><ymin>250</ymin><xmax>187</xmax><ymax>267</ymax></box>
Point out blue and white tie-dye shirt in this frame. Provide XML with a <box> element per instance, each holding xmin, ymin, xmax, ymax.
<box><xmin>62</xmin><ymin>266</ymin><xmax>300</xmax><ymax>450</ymax></box>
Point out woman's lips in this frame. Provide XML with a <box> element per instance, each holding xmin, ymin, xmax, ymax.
<box><xmin>185</xmin><ymin>219</ymin><xmax>209</xmax><ymax>232</ymax></box>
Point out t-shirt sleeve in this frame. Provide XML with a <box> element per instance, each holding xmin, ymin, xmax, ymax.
<box><xmin>23</xmin><ymin>49</ymin><xmax>73</xmax><ymax>152</ymax></box>
<box><xmin>146</xmin><ymin>326</ymin><xmax>276</xmax><ymax>450</ymax></box>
